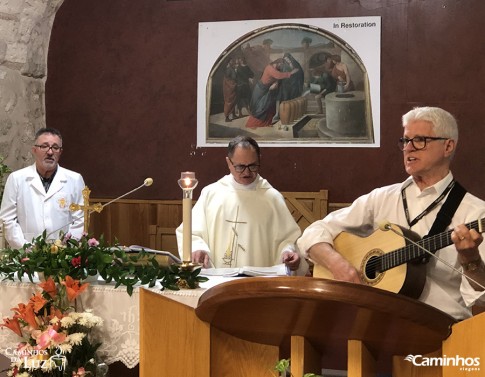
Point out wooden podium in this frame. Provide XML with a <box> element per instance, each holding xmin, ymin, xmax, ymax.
<box><xmin>140</xmin><ymin>277</ymin><xmax>457</xmax><ymax>377</ymax></box>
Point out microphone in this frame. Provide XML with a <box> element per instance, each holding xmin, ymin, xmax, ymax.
<box><xmin>378</xmin><ymin>220</ymin><xmax>485</xmax><ymax>291</ymax></box>
<box><xmin>45</xmin><ymin>178</ymin><xmax>154</xmax><ymax>240</ymax></box>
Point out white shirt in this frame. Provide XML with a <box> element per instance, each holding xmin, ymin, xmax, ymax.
<box><xmin>176</xmin><ymin>174</ymin><xmax>308</xmax><ymax>275</ymax></box>
<box><xmin>0</xmin><ymin>164</ymin><xmax>85</xmax><ymax>249</ymax></box>
<box><xmin>297</xmin><ymin>172</ymin><xmax>485</xmax><ymax>319</ymax></box>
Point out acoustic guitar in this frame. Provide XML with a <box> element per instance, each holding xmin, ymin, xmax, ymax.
<box><xmin>313</xmin><ymin>220</ymin><xmax>485</xmax><ymax>299</ymax></box>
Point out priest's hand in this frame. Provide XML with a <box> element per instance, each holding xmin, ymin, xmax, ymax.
<box><xmin>192</xmin><ymin>250</ymin><xmax>210</xmax><ymax>268</ymax></box>
<box><xmin>281</xmin><ymin>250</ymin><xmax>300</xmax><ymax>271</ymax></box>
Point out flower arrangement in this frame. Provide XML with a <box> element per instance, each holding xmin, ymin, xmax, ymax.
<box><xmin>0</xmin><ymin>276</ymin><xmax>106</xmax><ymax>377</ymax></box>
<box><xmin>0</xmin><ymin>231</ymin><xmax>208</xmax><ymax>294</ymax></box>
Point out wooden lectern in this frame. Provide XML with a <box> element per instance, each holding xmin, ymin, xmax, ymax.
<box><xmin>139</xmin><ymin>277</ymin><xmax>460</xmax><ymax>377</ymax></box>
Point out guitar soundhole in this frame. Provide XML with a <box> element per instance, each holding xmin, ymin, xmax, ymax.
<box><xmin>361</xmin><ymin>251</ymin><xmax>384</xmax><ymax>286</ymax></box>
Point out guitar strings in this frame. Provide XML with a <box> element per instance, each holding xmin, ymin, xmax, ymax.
<box><xmin>360</xmin><ymin>219</ymin><xmax>482</xmax><ymax>275</ymax></box>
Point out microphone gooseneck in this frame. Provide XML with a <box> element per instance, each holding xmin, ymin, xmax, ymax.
<box><xmin>45</xmin><ymin>178</ymin><xmax>154</xmax><ymax>240</ymax></box>
<box><xmin>379</xmin><ymin>219</ymin><xmax>485</xmax><ymax>291</ymax></box>
<box><xmin>101</xmin><ymin>177</ymin><xmax>154</xmax><ymax>209</ymax></box>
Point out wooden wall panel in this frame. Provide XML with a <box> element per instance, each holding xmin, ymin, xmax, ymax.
<box><xmin>89</xmin><ymin>191</ymin><xmax>339</xmax><ymax>249</ymax></box>
<box><xmin>89</xmin><ymin>199</ymin><xmax>182</xmax><ymax>246</ymax></box>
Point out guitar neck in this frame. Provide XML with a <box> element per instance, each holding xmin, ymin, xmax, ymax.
<box><xmin>381</xmin><ymin>218</ymin><xmax>485</xmax><ymax>272</ymax></box>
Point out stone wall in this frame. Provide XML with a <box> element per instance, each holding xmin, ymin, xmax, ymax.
<box><xmin>0</xmin><ymin>0</ymin><xmax>64</xmax><ymax>171</ymax></box>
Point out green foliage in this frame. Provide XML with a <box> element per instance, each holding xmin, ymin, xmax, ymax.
<box><xmin>272</xmin><ymin>359</ymin><xmax>323</xmax><ymax>377</ymax></box>
<box><xmin>273</xmin><ymin>358</ymin><xmax>291</xmax><ymax>375</ymax></box>
<box><xmin>160</xmin><ymin>263</ymin><xmax>209</xmax><ymax>290</ymax></box>
<box><xmin>0</xmin><ymin>231</ymin><xmax>208</xmax><ymax>293</ymax></box>
<box><xmin>0</xmin><ymin>155</ymin><xmax>11</xmax><ymax>199</ymax></box>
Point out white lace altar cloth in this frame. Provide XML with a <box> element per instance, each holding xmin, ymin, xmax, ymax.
<box><xmin>0</xmin><ymin>275</ymin><xmax>239</xmax><ymax>368</ymax></box>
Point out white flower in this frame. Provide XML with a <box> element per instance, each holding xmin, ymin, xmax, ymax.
<box><xmin>68</xmin><ymin>332</ymin><xmax>86</xmax><ymax>346</ymax></box>
<box><xmin>78</xmin><ymin>312</ymin><xmax>93</xmax><ymax>327</ymax></box>
<box><xmin>17</xmin><ymin>373</ymin><xmax>31</xmax><ymax>377</ymax></box>
<box><xmin>57</xmin><ymin>343</ymin><xmax>73</xmax><ymax>354</ymax></box>
<box><xmin>60</xmin><ymin>316</ymin><xmax>75</xmax><ymax>328</ymax></box>
<box><xmin>68</xmin><ymin>312</ymin><xmax>82</xmax><ymax>321</ymax></box>
<box><xmin>93</xmin><ymin>315</ymin><xmax>103</xmax><ymax>326</ymax></box>
<box><xmin>78</xmin><ymin>312</ymin><xmax>103</xmax><ymax>328</ymax></box>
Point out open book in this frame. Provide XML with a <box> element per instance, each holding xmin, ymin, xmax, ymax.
<box><xmin>199</xmin><ymin>263</ymin><xmax>289</xmax><ymax>277</ymax></box>
<box><xmin>126</xmin><ymin>245</ymin><xmax>182</xmax><ymax>264</ymax></box>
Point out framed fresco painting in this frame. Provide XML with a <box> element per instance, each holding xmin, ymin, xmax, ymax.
<box><xmin>197</xmin><ymin>17</ymin><xmax>381</xmax><ymax>148</ymax></box>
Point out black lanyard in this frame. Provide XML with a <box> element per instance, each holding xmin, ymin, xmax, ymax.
<box><xmin>401</xmin><ymin>179</ymin><xmax>455</xmax><ymax>228</ymax></box>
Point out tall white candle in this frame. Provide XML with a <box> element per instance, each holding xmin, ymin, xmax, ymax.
<box><xmin>182</xmin><ymin>197</ymin><xmax>192</xmax><ymax>262</ymax></box>
<box><xmin>177</xmin><ymin>172</ymin><xmax>198</xmax><ymax>263</ymax></box>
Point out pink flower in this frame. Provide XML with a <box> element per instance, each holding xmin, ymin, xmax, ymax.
<box><xmin>63</xmin><ymin>232</ymin><xmax>72</xmax><ymax>242</ymax></box>
<box><xmin>35</xmin><ymin>327</ymin><xmax>67</xmax><ymax>349</ymax></box>
<box><xmin>21</xmin><ymin>257</ymin><xmax>30</xmax><ymax>262</ymax></box>
<box><xmin>73</xmin><ymin>367</ymin><xmax>86</xmax><ymax>376</ymax></box>
<box><xmin>88</xmin><ymin>238</ymin><xmax>99</xmax><ymax>247</ymax></box>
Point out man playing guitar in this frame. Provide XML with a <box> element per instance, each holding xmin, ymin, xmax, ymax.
<box><xmin>298</xmin><ymin>106</ymin><xmax>485</xmax><ymax>320</ymax></box>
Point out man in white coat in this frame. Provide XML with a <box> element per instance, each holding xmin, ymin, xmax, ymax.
<box><xmin>0</xmin><ymin>128</ymin><xmax>85</xmax><ymax>249</ymax></box>
<box><xmin>176</xmin><ymin>135</ymin><xmax>308</xmax><ymax>276</ymax></box>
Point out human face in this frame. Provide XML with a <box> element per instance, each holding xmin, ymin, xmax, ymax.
<box><xmin>226</xmin><ymin>146</ymin><xmax>260</xmax><ymax>185</ymax></box>
<box><xmin>32</xmin><ymin>133</ymin><xmax>63</xmax><ymax>176</ymax></box>
<box><xmin>402</xmin><ymin>120</ymin><xmax>454</xmax><ymax>188</ymax></box>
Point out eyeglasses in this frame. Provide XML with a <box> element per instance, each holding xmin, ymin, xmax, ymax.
<box><xmin>229</xmin><ymin>159</ymin><xmax>260</xmax><ymax>173</ymax></box>
<box><xmin>34</xmin><ymin>144</ymin><xmax>63</xmax><ymax>153</ymax></box>
<box><xmin>398</xmin><ymin>136</ymin><xmax>448</xmax><ymax>151</ymax></box>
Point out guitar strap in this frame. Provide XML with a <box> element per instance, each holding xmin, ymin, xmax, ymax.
<box><xmin>423</xmin><ymin>181</ymin><xmax>467</xmax><ymax>260</ymax></box>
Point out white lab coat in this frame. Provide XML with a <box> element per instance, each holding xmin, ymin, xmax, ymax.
<box><xmin>0</xmin><ymin>164</ymin><xmax>85</xmax><ymax>249</ymax></box>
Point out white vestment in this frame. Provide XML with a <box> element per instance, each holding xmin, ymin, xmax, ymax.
<box><xmin>0</xmin><ymin>164</ymin><xmax>85</xmax><ymax>249</ymax></box>
<box><xmin>176</xmin><ymin>174</ymin><xmax>307</xmax><ymax>275</ymax></box>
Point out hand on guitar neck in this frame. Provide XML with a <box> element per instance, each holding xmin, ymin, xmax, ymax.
<box><xmin>451</xmin><ymin>223</ymin><xmax>485</xmax><ymax>291</ymax></box>
<box><xmin>451</xmin><ymin>223</ymin><xmax>483</xmax><ymax>262</ymax></box>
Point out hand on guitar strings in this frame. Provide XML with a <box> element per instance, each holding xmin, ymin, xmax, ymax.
<box><xmin>309</xmin><ymin>242</ymin><xmax>362</xmax><ymax>284</ymax></box>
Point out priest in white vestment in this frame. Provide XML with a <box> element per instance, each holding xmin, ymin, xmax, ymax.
<box><xmin>176</xmin><ymin>136</ymin><xmax>308</xmax><ymax>276</ymax></box>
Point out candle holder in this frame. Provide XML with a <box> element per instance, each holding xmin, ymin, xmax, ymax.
<box><xmin>177</xmin><ymin>172</ymin><xmax>199</xmax><ymax>269</ymax></box>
